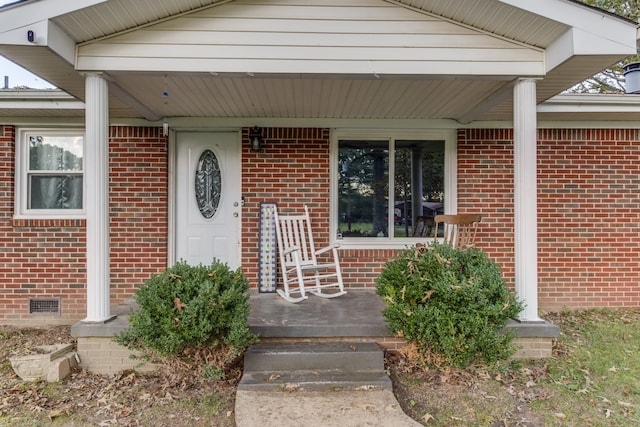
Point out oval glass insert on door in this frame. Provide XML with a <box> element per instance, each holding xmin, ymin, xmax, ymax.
<box><xmin>195</xmin><ymin>149</ymin><xmax>222</xmax><ymax>219</ymax></box>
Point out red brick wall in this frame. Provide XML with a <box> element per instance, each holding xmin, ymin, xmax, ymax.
<box><xmin>537</xmin><ymin>129</ymin><xmax>640</xmax><ymax>310</ymax></box>
<box><xmin>3</xmin><ymin>124</ymin><xmax>639</xmax><ymax>325</ymax></box>
<box><xmin>457</xmin><ymin>129</ymin><xmax>516</xmax><ymax>281</ymax></box>
<box><xmin>241</xmin><ymin>128</ymin><xmax>334</xmax><ymax>283</ymax></box>
<box><xmin>109</xmin><ymin>126</ymin><xmax>168</xmax><ymax>304</ymax></box>
<box><xmin>242</xmin><ymin>127</ymin><xmax>640</xmax><ymax>310</ymax></box>
<box><xmin>339</xmin><ymin>248</ymin><xmax>397</xmax><ymax>289</ymax></box>
<box><xmin>240</xmin><ymin>127</ymin><xmax>400</xmax><ymax>290</ymax></box>
<box><xmin>458</xmin><ymin>128</ymin><xmax>640</xmax><ymax>311</ymax></box>
<box><xmin>0</xmin><ymin>126</ymin><xmax>168</xmax><ymax>325</ymax></box>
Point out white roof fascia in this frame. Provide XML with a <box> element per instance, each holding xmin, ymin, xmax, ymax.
<box><xmin>538</xmin><ymin>93</ymin><xmax>640</xmax><ymax>113</ymax></box>
<box><xmin>0</xmin><ymin>99</ymin><xmax>85</xmax><ymax>110</ymax></box>
<box><xmin>46</xmin><ymin>20</ymin><xmax>76</xmax><ymax>64</ymax></box>
<box><xmin>499</xmin><ymin>0</ymin><xmax>637</xmax><ymax>43</ymax></box>
<box><xmin>0</xmin><ymin>0</ymin><xmax>106</xmax><ymax>33</ymax></box>
<box><xmin>0</xmin><ymin>19</ymin><xmax>75</xmax><ymax>64</ymax></box>
<box><xmin>544</xmin><ymin>29</ymin><xmax>575</xmax><ymax>73</ymax></box>
<box><xmin>0</xmin><ymin>90</ymin><xmax>85</xmax><ymax>109</ymax></box>
<box><xmin>546</xmin><ymin>27</ymin><xmax>636</xmax><ymax>73</ymax></box>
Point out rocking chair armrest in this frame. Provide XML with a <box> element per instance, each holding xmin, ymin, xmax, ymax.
<box><xmin>315</xmin><ymin>244</ymin><xmax>340</xmax><ymax>256</ymax></box>
<box><xmin>283</xmin><ymin>245</ymin><xmax>300</xmax><ymax>255</ymax></box>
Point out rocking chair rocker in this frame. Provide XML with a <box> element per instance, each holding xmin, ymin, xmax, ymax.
<box><xmin>274</xmin><ymin>205</ymin><xmax>347</xmax><ymax>303</ymax></box>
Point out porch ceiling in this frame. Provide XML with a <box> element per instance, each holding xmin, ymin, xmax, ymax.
<box><xmin>0</xmin><ymin>0</ymin><xmax>636</xmax><ymax>123</ymax></box>
<box><xmin>106</xmin><ymin>72</ymin><xmax>518</xmax><ymax>121</ymax></box>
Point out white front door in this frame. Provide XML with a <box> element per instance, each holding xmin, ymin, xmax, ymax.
<box><xmin>175</xmin><ymin>132</ymin><xmax>241</xmax><ymax>268</ymax></box>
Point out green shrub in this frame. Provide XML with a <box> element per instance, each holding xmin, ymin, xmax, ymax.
<box><xmin>115</xmin><ymin>260</ymin><xmax>258</xmax><ymax>378</ymax></box>
<box><xmin>376</xmin><ymin>243</ymin><xmax>523</xmax><ymax>368</ymax></box>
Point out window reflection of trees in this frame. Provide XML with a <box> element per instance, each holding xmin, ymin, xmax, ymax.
<box><xmin>338</xmin><ymin>139</ymin><xmax>444</xmax><ymax>239</ymax></box>
<box><xmin>339</xmin><ymin>141</ymin><xmax>389</xmax><ymax>237</ymax></box>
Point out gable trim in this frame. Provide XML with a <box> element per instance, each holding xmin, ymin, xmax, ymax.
<box><xmin>76</xmin><ymin>0</ymin><xmax>545</xmax><ymax>77</ymax></box>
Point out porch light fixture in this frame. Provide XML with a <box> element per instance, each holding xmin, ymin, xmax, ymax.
<box><xmin>161</xmin><ymin>76</ymin><xmax>169</xmax><ymax>137</ymax></box>
<box><xmin>162</xmin><ymin>119</ymin><xmax>169</xmax><ymax>137</ymax></box>
<box><xmin>250</xmin><ymin>126</ymin><xmax>263</xmax><ymax>151</ymax></box>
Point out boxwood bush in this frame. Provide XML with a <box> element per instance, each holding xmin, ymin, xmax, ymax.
<box><xmin>376</xmin><ymin>243</ymin><xmax>523</xmax><ymax>368</ymax></box>
<box><xmin>115</xmin><ymin>260</ymin><xmax>258</xmax><ymax>379</ymax></box>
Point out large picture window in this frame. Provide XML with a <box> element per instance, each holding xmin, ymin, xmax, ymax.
<box><xmin>16</xmin><ymin>129</ymin><xmax>84</xmax><ymax>217</ymax></box>
<box><xmin>336</xmin><ymin>135</ymin><xmax>449</xmax><ymax>244</ymax></box>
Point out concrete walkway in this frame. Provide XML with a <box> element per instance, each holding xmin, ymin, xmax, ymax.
<box><xmin>235</xmin><ymin>389</ymin><xmax>422</xmax><ymax>426</ymax></box>
<box><xmin>238</xmin><ymin>292</ymin><xmax>422</xmax><ymax>427</ymax></box>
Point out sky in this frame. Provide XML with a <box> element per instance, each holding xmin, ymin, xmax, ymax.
<box><xmin>0</xmin><ymin>0</ymin><xmax>56</xmax><ymax>89</ymax></box>
<box><xmin>1</xmin><ymin>57</ymin><xmax>55</xmax><ymax>88</ymax></box>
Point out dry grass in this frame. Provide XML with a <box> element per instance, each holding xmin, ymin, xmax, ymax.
<box><xmin>3</xmin><ymin>309</ymin><xmax>640</xmax><ymax>426</ymax></box>
<box><xmin>388</xmin><ymin>309</ymin><xmax>640</xmax><ymax>426</ymax></box>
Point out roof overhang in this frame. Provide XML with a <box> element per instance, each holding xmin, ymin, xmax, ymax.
<box><xmin>0</xmin><ymin>0</ymin><xmax>637</xmax><ymax>122</ymax></box>
<box><xmin>4</xmin><ymin>90</ymin><xmax>640</xmax><ymax>124</ymax></box>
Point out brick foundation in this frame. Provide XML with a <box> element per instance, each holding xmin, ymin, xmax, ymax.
<box><xmin>512</xmin><ymin>337</ymin><xmax>554</xmax><ymax>359</ymax></box>
<box><xmin>75</xmin><ymin>332</ymin><xmax>551</xmax><ymax>376</ymax></box>
<box><xmin>75</xmin><ymin>337</ymin><xmax>156</xmax><ymax>375</ymax></box>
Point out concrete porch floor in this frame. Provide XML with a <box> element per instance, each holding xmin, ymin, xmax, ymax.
<box><xmin>71</xmin><ymin>287</ymin><xmax>559</xmax><ymax>375</ymax></box>
<box><xmin>247</xmin><ymin>289</ymin><xmax>391</xmax><ymax>339</ymax></box>
<box><xmin>247</xmin><ymin>287</ymin><xmax>559</xmax><ymax>359</ymax></box>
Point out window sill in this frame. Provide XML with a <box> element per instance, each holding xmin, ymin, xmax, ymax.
<box><xmin>12</xmin><ymin>218</ymin><xmax>86</xmax><ymax>228</ymax></box>
<box><xmin>333</xmin><ymin>238</ymin><xmax>436</xmax><ymax>250</ymax></box>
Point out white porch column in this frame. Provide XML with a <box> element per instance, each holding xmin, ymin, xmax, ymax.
<box><xmin>513</xmin><ymin>78</ymin><xmax>542</xmax><ymax>322</ymax></box>
<box><xmin>83</xmin><ymin>73</ymin><xmax>113</xmax><ymax>323</ymax></box>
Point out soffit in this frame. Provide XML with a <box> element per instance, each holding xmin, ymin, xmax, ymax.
<box><xmin>51</xmin><ymin>0</ymin><xmax>230</xmax><ymax>43</ymax></box>
<box><xmin>67</xmin><ymin>0</ymin><xmax>550</xmax><ymax>121</ymax></box>
<box><xmin>4</xmin><ymin>91</ymin><xmax>640</xmax><ymax>123</ymax></box>
<box><xmin>51</xmin><ymin>0</ymin><xmax>569</xmax><ymax>49</ymax></box>
<box><xmin>392</xmin><ymin>0</ymin><xmax>569</xmax><ymax>48</ymax></box>
<box><xmin>0</xmin><ymin>0</ymin><xmax>636</xmax><ymax>122</ymax></box>
<box><xmin>107</xmin><ymin>72</ymin><xmax>516</xmax><ymax>120</ymax></box>
<box><xmin>0</xmin><ymin>89</ymin><xmax>84</xmax><ymax>120</ymax></box>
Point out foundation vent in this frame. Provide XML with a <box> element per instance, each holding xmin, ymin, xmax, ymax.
<box><xmin>29</xmin><ymin>298</ymin><xmax>60</xmax><ymax>314</ymax></box>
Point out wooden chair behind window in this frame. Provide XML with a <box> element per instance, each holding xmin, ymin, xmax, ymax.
<box><xmin>412</xmin><ymin>216</ymin><xmax>435</xmax><ymax>237</ymax></box>
<box><xmin>274</xmin><ymin>205</ymin><xmax>347</xmax><ymax>303</ymax></box>
<box><xmin>433</xmin><ymin>214</ymin><xmax>481</xmax><ymax>249</ymax></box>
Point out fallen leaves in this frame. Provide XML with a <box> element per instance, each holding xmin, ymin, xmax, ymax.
<box><xmin>48</xmin><ymin>405</ymin><xmax>72</xmax><ymax>420</ymax></box>
<box><xmin>265</xmin><ymin>373</ymin><xmax>281</xmax><ymax>382</ymax></box>
<box><xmin>422</xmin><ymin>412</ymin><xmax>435</xmax><ymax>423</ymax></box>
<box><xmin>173</xmin><ymin>297</ymin><xmax>187</xmax><ymax>312</ymax></box>
<box><xmin>421</xmin><ymin>290</ymin><xmax>435</xmax><ymax>303</ymax></box>
<box><xmin>1</xmin><ymin>326</ymin><xmax>238</xmax><ymax>426</ymax></box>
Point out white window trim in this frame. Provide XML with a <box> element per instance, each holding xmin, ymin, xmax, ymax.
<box><xmin>330</xmin><ymin>128</ymin><xmax>457</xmax><ymax>249</ymax></box>
<box><xmin>14</xmin><ymin>127</ymin><xmax>86</xmax><ymax>220</ymax></box>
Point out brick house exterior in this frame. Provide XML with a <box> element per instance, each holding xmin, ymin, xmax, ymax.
<box><xmin>1</xmin><ymin>0</ymin><xmax>639</xmax><ymax>339</ymax></box>
<box><xmin>2</xmin><ymin>123</ymin><xmax>638</xmax><ymax>325</ymax></box>
<box><xmin>0</xmin><ymin>125</ymin><xmax>169</xmax><ymax>325</ymax></box>
<box><xmin>459</xmin><ymin>128</ymin><xmax>640</xmax><ymax>310</ymax></box>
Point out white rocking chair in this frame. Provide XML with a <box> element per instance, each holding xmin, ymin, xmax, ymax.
<box><xmin>274</xmin><ymin>205</ymin><xmax>347</xmax><ymax>303</ymax></box>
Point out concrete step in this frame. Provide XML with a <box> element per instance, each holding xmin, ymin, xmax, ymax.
<box><xmin>238</xmin><ymin>369</ymin><xmax>391</xmax><ymax>392</ymax></box>
<box><xmin>243</xmin><ymin>342</ymin><xmax>383</xmax><ymax>372</ymax></box>
<box><xmin>239</xmin><ymin>341</ymin><xmax>391</xmax><ymax>392</ymax></box>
